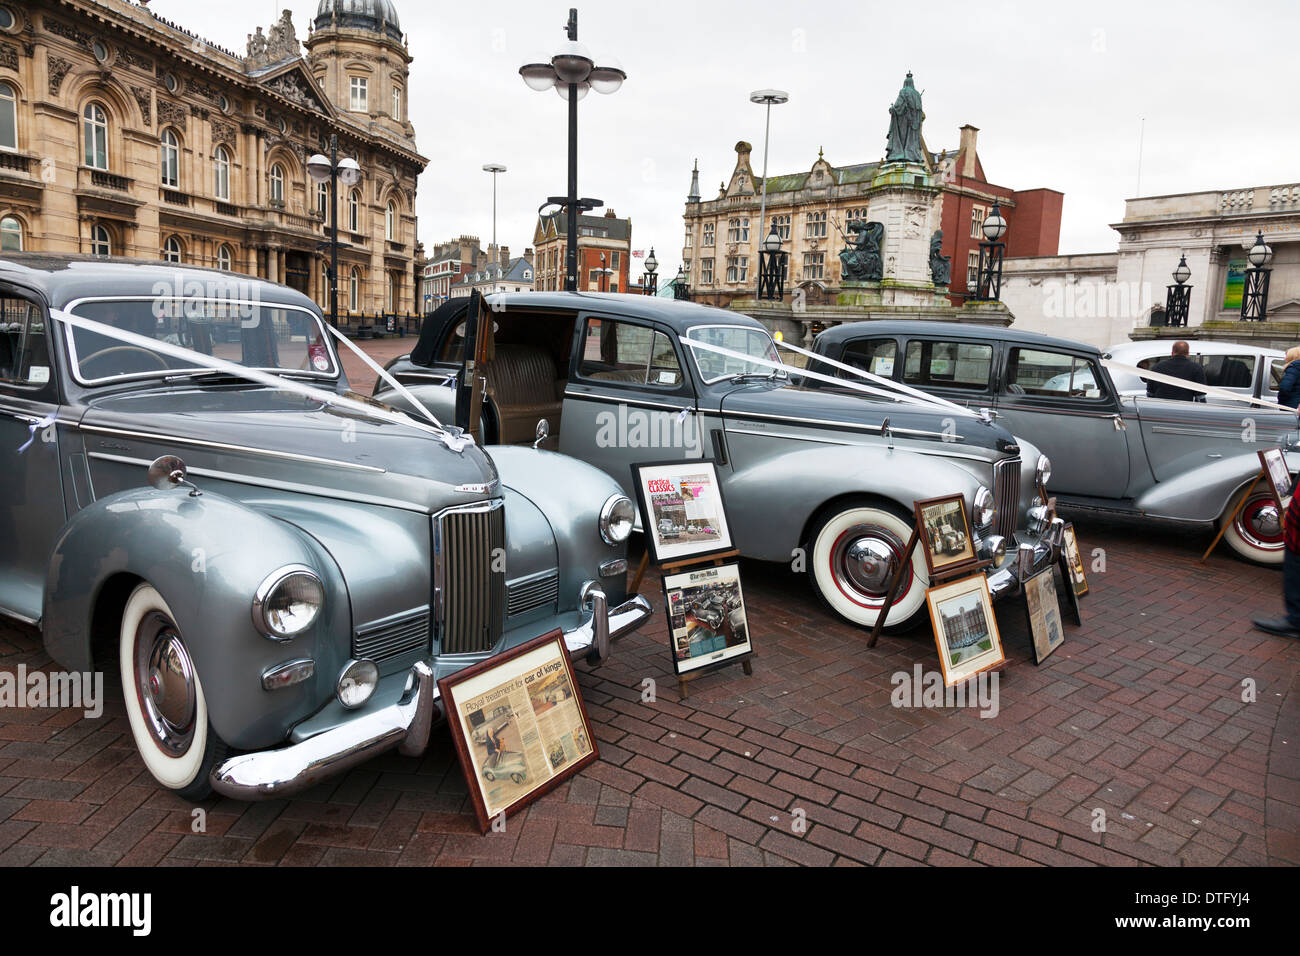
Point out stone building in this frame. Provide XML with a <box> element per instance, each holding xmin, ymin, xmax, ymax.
<box><xmin>420</xmin><ymin>234</ymin><xmax>486</xmax><ymax>310</ymax></box>
<box><xmin>449</xmin><ymin>250</ymin><xmax>534</xmax><ymax>298</ymax></box>
<box><xmin>532</xmin><ymin>208</ymin><xmax>631</xmax><ymax>293</ymax></box>
<box><xmin>0</xmin><ymin>0</ymin><xmax>426</xmax><ymax>315</ymax></box>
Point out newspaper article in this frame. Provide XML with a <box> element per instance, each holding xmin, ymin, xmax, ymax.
<box><xmin>640</xmin><ymin>464</ymin><xmax>733</xmax><ymax>562</ymax></box>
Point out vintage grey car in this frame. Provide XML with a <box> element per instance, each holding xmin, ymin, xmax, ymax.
<box><xmin>811</xmin><ymin>321</ymin><xmax>1300</xmax><ymax>564</ymax></box>
<box><xmin>376</xmin><ymin>293</ymin><xmax>1057</xmax><ymax>631</ymax></box>
<box><xmin>0</xmin><ymin>255</ymin><xmax>649</xmax><ymax>801</ymax></box>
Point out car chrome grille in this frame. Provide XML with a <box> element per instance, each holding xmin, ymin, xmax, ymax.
<box><xmin>993</xmin><ymin>456</ymin><xmax>1021</xmax><ymax>540</ymax></box>
<box><xmin>435</xmin><ymin>500</ymin><xmax>506</xmax><ymax>655</ymax></box>
<box><xmin>353</xmin><ymin>608</ymin><xmax>430</xmax><ymax>662</ymax></box>
<box><xmin>507</xmin><ymin>570</ymin><xmax>559</xmax><ymax>617</ymax></box>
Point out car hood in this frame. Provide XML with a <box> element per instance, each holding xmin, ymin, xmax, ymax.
<box><xmin>76</xmin><ymin>385</ymin><xmax>498</xmax><ymax>512</ymax></box>
<box><xmin>719</xmin><ymin>382</ymin><xmax>1019</xmax><ymax>454</ymax></box>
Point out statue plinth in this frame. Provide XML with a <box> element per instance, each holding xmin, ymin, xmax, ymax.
<box><xmin>871</xmin><ymin>161</ymin><xmax>932</xmax><ymax>189</ymax></box>
<box><xmin>837</xmin><ymin>281</ymin><xmax>882</xmax><ymax>308</ymax></box>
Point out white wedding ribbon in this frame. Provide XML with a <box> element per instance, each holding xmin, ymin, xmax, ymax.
<box><xmin>322</xmin><ymin>322</ymin><xmax>441</xmax><ymax>428</ymax></box>
<box><xmin>16</xmin><ymin>411</ymin><xmax>57</xmax><ymax>453</ymax></box>
<box><xmin>1103</xmin><ymin>359</ymin><xmax>1295</xmax><ymax>412</ymax></box>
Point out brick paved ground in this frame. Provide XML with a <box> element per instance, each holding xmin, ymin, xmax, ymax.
<box><xmin>1</xmin><ymin>513</ymin><xmax>1296</xmax><ymax>867</ymax></box>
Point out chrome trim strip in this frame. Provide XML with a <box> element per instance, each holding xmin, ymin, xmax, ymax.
<box><xmin>721</xmin><ymin>426</ymin><xmax>988</xmax><ymax>460</ymax></box>
<box><xmin>720</xmin><ymin>407</ymin><xmax>963</xmax><ymax>441</ymax></box>
<box><xmin>81</xmin><ymin>424</ymin><xmax>386</xmax><ymax>472</ymax></box>
<box><xmin>0</xmin><ymin>605</ymin><xmax>39</xmax><ymax>626</ymax></box>
<box><xmin>562</xmin><ymin>390</ymin><xmax>692</xmax><ymax>413</ymax></box>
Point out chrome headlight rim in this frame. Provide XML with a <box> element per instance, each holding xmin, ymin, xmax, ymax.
<box><xmin>1035</xmin><ymin>453</ymin><xmax>1052</xmax><ymax>488</ymax></box>
<box><xmin>252</xmin><ymin>564</ymin><xmax>324</xmax><ymax>641</ymax></box>
<box><xmin>336</xmin><ymin>658</ymin><xmax>379</xmax><ymax>710</ymax></box>
<box><xmin>599</xmin><ymin>493</ymin><xmax>635</xmax><ymax>546</ymax></box>
<box><xmin>972</xmin><ymin>485</ymin><xmax>996</xmax><ymax>530</ymax></box>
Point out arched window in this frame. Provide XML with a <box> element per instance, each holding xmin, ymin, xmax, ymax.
<box><xmin>391</xmin><ymin>85</ymin><xmax>402</xmax><ymax>121</ymax></box>
<box><xmin>0</xmin><ymin>215</ymin><xmax>22</xmax><ymax>251</ymax></box>
<box><xmin>159</xmin><ymin>128</ymin><xmax>180</xmax><ymax>188</ymax></box>
<box><xmin>217</xmin><ymin>244</ymin><xmax>233</xmax><ymax>271</ymax></box>
<box><xmin>162</xmin><ymin>235</ymin><xmax>182</xmax><ymax>263</ymax></box>
<box><xmin>0</xmin><ymin>83</ymin><xmax>16</xmax><ymax>152</ymax></box>
<box><xmin>90</xmin><ymin>223</ymin><xmax>111</xmax><ymax>257</ymax></box>
<box><xmin>385</xmin><ymin>200</ymin><xmax>396</xmax><ymax>241</ymax></box>
<box><xmin>316</xmin><ymin>181</ymin><xmax>328</xmax><ymax>217</ymax></box>
<box><xmin>213</xmin><ymin>145</ymin><xmax>231</xmax><ymax>201</ymax></box>
<box><xmin>269</xmin><ymin>162</ymin><xmax>285</xmax><ymax>204</ymax></box>
<box><xmin>347</xmin><ymin>189</ymin><xmax>360</xmax><ymax>232</ymax></box>
<box><xmin>348</xmin><ymin>267</ymin><xmax>361</xmax><ymax>311</ymax></box>
<box><xmin>83</xmin><ymin>102</ymin><xmax>109</xmax><ymax>170</ymax></box>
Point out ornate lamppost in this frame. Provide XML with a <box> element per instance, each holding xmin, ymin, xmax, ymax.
<box><xmin>1240</xmin><ymin>231</ymin><xmax>1274</xmax><ymax>322</ymax></box>
<box><xmin>642</xmin><ymin>247</ymin><xmax>658</xmax><ymax>295</ymax></box>
<box><xmin>1164</xmin><ymin>255</ymin><xmax>1192</xmax><ymax>327</ymax></box>
<box><xmin>757</xmin><ymin>224</ymin><xmax>787</xmax><ymax>300</ymax></box>
<box><xmin>749</xmin><ymin>88</ymin><xmax>789</xmax><ymax>298</ymax></box>
<box><xmin>307</xmin><ymin>136</ymin><xmax>362</xmax><ymax>327</ymax></box>
<box><xmin>673</xmin><ymin>265</ymin><xmax>690</xmax><ymax>301</ymax></box>
<box><xmin>972</xmin><ymin>199</ymin><xmax>1008</xmax><ymax>302</ymax></box>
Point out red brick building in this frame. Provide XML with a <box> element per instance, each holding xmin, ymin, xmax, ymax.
<box><xmin>533</xmin><ymin>209</ymin><xmax>632</xmax><ymax>292</ymax></box>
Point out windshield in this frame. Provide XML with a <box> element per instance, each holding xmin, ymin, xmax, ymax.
<box><xmin>685</xmin><ymin>325</ymin><xmax>783</xmax><ymax>384</ymax></box>
<box><xmin>66</xmin><ymin>298</ymin><xmax>338</xmax><ymax>384</ymax></box>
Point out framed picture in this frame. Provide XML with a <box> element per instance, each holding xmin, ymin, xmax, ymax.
<box><xmin>1056</xmin><ymin>560</ymin><xmax>1082</xmax><ymax>626</ymax></box>
<box><xmin>662</xmin><ymin>561</ymin><xmax>752</xmax><ymax>675</ymax></box>
<box><xmin>1258</xmin><ymin>447</ymin><xmax>1293</xmax><ymax>508</ymax></box>
<box><xmin>1061</xmin><ymin>523</ymin><xmax>1088</xmax><ymax>597</ymax></box>
<box><xmin>1023</xmin><ymin>567</ymin><xmax>1066</xmax><ymax>663</ymax></box>
<box><xmin>914</xmin><ymin>494</ymin><xmax>979</xmax><ymax>577</ymax></box>
<box><xmin>632</xmin><ymin>460</ymin><xmax>735</xmax><ymax>565</ymax></box>
<box><xmin>926</xmin><ymin>573</ymin><xmax>1005</xmax><ymax>688</ymax></box>
<box><xmin>438</xmin><ymin>630</ymin><xmax>599</xmax><ymax>833</ymax></box>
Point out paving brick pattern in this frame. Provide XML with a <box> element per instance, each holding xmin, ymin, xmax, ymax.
<box><xmin>1</xmin><ymin>514</ymin><xmax>1296</xmax><ymax>867</ymax></box>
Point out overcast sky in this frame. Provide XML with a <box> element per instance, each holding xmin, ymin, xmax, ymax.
<box><xmin>156</xmin><ymin>0</ymin><xmax>1300</xmax><ymax>277</ymax></box>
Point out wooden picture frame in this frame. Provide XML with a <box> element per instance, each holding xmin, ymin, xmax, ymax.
<box><xmin>1258</xmin><ymin>447</ymin><xmax>1293</xmax><ymax>509</ymax></box>
<box><xmin>1023</xmin><ymin>567</ymin><xmax>1066</xmax><ymax>664</ymax></box>
<box><xmin>1060</xmin><ymin>523</ymin><xmax>1089</xmax><ymax>597</ymax></box>
<box><xmin>914</xmin><ymin>493</ymin><xmax>981</xmax><ymax>578</ymax></box>
<box><xmin>631</xmin><ymin>460</ymin><xmax>736</xmax><ymax>566</ymax></box>
<box><xmin>662</xmin><ymin>561</ymin><xmax>753</xmax><ymax>676</ymax></box>
<box><xmin>925</xmin><ymin>573</ymin><xmax>1005</xmax><ymax>688</ymax></box>
<box><xmin>438</xmin><ymin>630</ymin><xmax>599</xmax><ymax>833</ymax></box>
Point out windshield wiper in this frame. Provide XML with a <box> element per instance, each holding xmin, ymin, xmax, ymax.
<box><xmin>724</xmin><ymin>369</ymin><xmax>786</xmax><ymax>385</ymax></box>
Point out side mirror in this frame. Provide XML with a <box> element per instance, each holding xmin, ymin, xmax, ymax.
<box><xmin>533</xmin><ymin>418</ymin><xmax>550</xmax><ymax>449</ymax></box>
<box><xmin>147</xmin><ymin>455</ymin><xmax>201</xmax><ymax>497</ymax></box>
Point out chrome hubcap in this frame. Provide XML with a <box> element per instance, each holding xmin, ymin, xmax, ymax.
<box><xmin>1235</xmin><ymin>495</ymin><xmax>1284</xmax><ymax>551</ymax></box>
<box><xmin>135</xmin><ymin>612</ymin><xmax>197</xmax><ymax>757</ymax></box>
<box><xmin>832</xmin><ymin>524</ymin><xmax>909</xmax><ymax>603</ymax></box>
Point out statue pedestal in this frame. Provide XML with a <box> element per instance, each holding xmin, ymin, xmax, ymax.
<box><xmin>861</xmin><ymin>162</ymin><xmax>941</xmax><ymax>290</ymax></box>
<box><xmin>837</xmin><ymin>281</ymin><xmax>881</xmax><ymax>308</ymax></box>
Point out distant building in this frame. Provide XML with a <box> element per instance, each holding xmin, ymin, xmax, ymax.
<box><xmin>420</xmin><ymin>234</ymin><xmax>485</xmax><ymax>310</ymax></box>
<box><xmin>532</xmin><ymin>208</ymin><xmax>631</xmax><ymax>292</ymax></box>
<box><xmin>449</xmin><ymin>249</ymin><xmax>534</xmax><ymax>298</ymax></box>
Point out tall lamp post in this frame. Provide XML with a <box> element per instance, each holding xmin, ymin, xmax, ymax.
<box><xmin>1240</xmin><ymin>231</ymin><xmax>1274</xmax><ymax>322</ymax></box>
<box><xmin>520</xmin><ymin>9</ymin><xmax>625</xmax><ymax>292</ymax></box>
<box><xmin>757</xmin><ymin>224</ymin><xmax>787</xmax><ymax>300</ymax></box>
<box><xmin>749</xmin><ymin>88</ymin><xmax>789</xmax><ymax>297</ymax></box>
<box><xmin>307</xmin><ymin>136</ymin><xmax>362</xmax><ymax>327</ymax></box>
<box><xmin>673</xmin><ymin>265</ymin><xmax>690</xmax><ymax>301</ymax></box>
<box><xmin>643</xmin><ymin>247</ymin><xmax>658</xmax><ymax>295</ymax></box>
<box><xmin>482</xmin><ymin>163</ymin><xmax>507</xmax><ymax>263</ymax></box>
<box><xmin>973</xmin><ymin>199</ymin><xmax>1008</xmax><ymax>301</ymax></box>
<box><xmin>1164</xmin><ymin>255</ymin><xmax>1192</xmax><ymax>327</ymax></box>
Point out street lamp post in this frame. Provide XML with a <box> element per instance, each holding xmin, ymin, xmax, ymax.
<box><xmin>520</xmin><ymin>9</ymin><xmax>625</xmax><ymax>292</ymax></box>
<box><xmin>643</xmin><ymin>247</ymin><xmax>658</xmax><ymax>295</ymax></box>
<box><xmin>1241</xmin><ymin>231</ymin><xmax>1274</xmax><ymax>322</ymax></box>
<box><xmin>973</xmin><ymin>199</ymin><xmax>1008</xmax><ymax>302</ymax></box>
<box><xmin>757</xmin><ymin>224</ymin><xmax>787</xmax><ymax>300</ymax></box>
<box><xmin>1164</xmin><ymin>255</ymin><xmax>1192</xmax><ymax>327</ymax></box>
<box><xmin>749</xmin><ymin>88</ymin><xmax>789</xmax><ymax>298</ymax></box>
<box><xmin>673</xmin><ymin>265</ymin><xmax>690</xmax><ymax>301</ymax></box>
<box><xmin>482</xmin><ymin>163</ymin><xmax>507</xmax><ymax>263</ymax></box>
<box><xmin>307</xmin><ymin>135</ymin><xmax>362</xmax><ymax>327</ymax></box>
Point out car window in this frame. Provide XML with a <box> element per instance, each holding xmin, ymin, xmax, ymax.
<box><xmin>684</xmin><ymin>325</ymin><xmax>781</xmax><ymax>384</ymax></box>
<box><xmin>1201</xmin><ymin>354</ymin><xmax>1255</xmax><ymax>389</ymax></box>
<box><xmin>1269</xmin><ymin>359</ymin><xmax>1285</xmax><ymax>393</ymax></box>
<box><xmin>903</xmin><ymin>340</ymin><xmax>992</xmax><ymax>391</ymax></box>
<box><xmin>1008</xmin><ymin>347</ymin><xmax>1102</xmax><ymax>398</ymax></box>
<box><xmin>577</xmin><ymin>317</ymin><xmax>681</xmax><ymax>387</ymax></box>
<box><xmin>0</xmin><ymin>293</ymin><xmax>53</xmax><ymax>392</ymax></box>
<box><xmin>840</xmin><ymin>339</ymin><xmax>897</xmax><ymax>378</ymax></box>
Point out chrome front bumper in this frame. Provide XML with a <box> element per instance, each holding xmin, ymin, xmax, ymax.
<box><xmin>986</xmin><ymin>521</ymin><xmax>1063</xmax><ymax>600</ymax></box>
<box><xmin>210</xmin><ymin>590</ymin><xmax>652</xmax><ymax>801</ymax></box>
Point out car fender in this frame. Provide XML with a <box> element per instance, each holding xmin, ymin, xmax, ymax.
<box><xmin>1134</xmin><ymin>450</ymin><xmax>1296</xmax><ymax>523</ymax></box>
<box><xmin>374</xmin><ymin>379</ymin><xmax>457</xmax><ymax>430</ymax></box>
<box><xmin>42</xmin><ymin>487</ymin><xmax>350</xmax><ymax>749</ymax></box>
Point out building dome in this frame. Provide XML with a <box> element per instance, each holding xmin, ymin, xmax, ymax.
<box><xmin>314</xmin><ymin>0</ymin><xmax>402</xmax><ymax>42</ymax></box>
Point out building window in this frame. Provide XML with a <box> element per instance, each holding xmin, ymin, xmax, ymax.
<box><xmin>269</xmin><ymin>163</ymin><xmax>285</xmax><ymax>203</ymax></box>
<box><xmin>83</xmin><ymin>102</ymin><xmax>109</xmax><ymax>170</ymax></box>
<box><xmin>349</xmin><ymin>76</ymin><xmax>368</xmax><ymax>112</ymax></box>
<box><xmin>391</xmin><ymin>85</ymin><xmax>402</xmax><ymax>120</ymax></box>
<box><xmin>805</xmin><ymin>210</ymin><xmax>827</xmax><ymax>239</ymax></box>
<box><xmin>611</xmin><ymin>250</ymin><xmax>620</xmax><ymax>269</ymax></box>
<box><xmin>967</xmin><ymin>250</ymin><xmax>979</xmax><ymax>285</ymax></box>
<box><xmin>217</xmin><ymin>244</ymin><xmax>233</xmax><ymax>271</ymax></box>
<box><xmin>845</xmin><ymin>207</ymin><xmax>868</xmax><ymax>225</ymax></box>
<box><xmin>725</xmin><ymin>255</ymin><xmax>748</xmax><ymax>283</ymax></box>
<box><xmin>770</xmin><ymin>214</ymin><xmax>791</xmax><ymax>241</ymax></box>
<box><xmin>803</xmin><ymin>251</ymin><xmax>825</xmax><ymax>280</ymax></box>
<box><xmin>385</xmin><ymin>200</ymin><xmax>396</xmax><ymax>241</ymax></box>
<box><xmin>90</xmin><ymin>224</ymin><xmax>111</xmax><ymax>257</ymax></box>
<box><xmin>316</xmin><ymin>181</ymin><xmax>328</xmax><ymax>217</ymax></box>
<box><xmin>702</xmin><ymin>222</ymin><xmax>715</xmax><ymax>247</ymax></box>
<box><xmin>159</xmin><ymin>128</ymin><xmax>180</xmax><ymax>188</ymax></box>
<box><xmin>0</xmin><ymin>83</ymin><xmax>16</xmax><ymax>152</ymax></box>
<box><xmin>727</xmin><ymin>217</ymin><xmax>749</xmax><ymax>243</ymax></box>
<box><xmin>349</xmin><ymin>267</ymin><xmax>360</xmax><ymax>311</ymax></box>
<box><xmin>0</xmin><ymin>215</ymin><xmax>22</xmax><ymax>251</ymax></box>
<box><xmin>348</xmin><ymin>189</ymin><xmax>360</xmax><ymax>232</ymax></box>
<box><xmin>700</xmin><ymin>257</ymin><xmax>714</xmax><ymax>284</ymax></box>
<box><xmin>162</xmin><ymin>235</ymin><xmax>182</xmax><ymax>263</ymax></box>
<box><xmin>970</xmin><ymin>205</ymin><xmax>986</xmax><ymax>239</ymax></box>
<box><xmin>213</xmin><ymin>145</ymin><xmax>231</xmax><ymax>201</ymax></box>
<box><xmin>684</xmin><ymin>232</ymin><xmax>692</xmax><ymax>249</ymax></box>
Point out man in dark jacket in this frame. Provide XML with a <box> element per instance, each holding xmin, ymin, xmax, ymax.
<box><xmin>1146</xmin><ymin>341</ymin><xmax>1206</xmax><ymax>401</ymax></box>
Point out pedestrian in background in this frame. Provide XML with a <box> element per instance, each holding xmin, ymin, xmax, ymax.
<box><xmin>1277</xmin><ymin>346</ymin><xmax>1300</xmax><ymax>408</ymax></box>
<box><xmin>1146</xmin><ymin>341</ymin><xmax>1207</xmax><ymax>401</ymax></box>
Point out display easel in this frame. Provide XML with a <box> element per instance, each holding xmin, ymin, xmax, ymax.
<box><xmin>630</xmin><ymin>548</ymin><xmax>753</xmax><ymax>700</ymax></box>
<box><xmin>1199</xmin><ymin>472</ymin><xmax>1263</xmax><ymax>563</ymax></box>
<box><xmin>866</xmin><ymin>529</ymin><xmax>991</xmax><ymax>648</ymax></box>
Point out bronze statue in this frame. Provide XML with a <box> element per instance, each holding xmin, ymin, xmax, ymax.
<box><xmin>840</xmin><ymin>221</ymin><xmax>885</xmax><ymax>282</ymax></box>
<box><xmin>886</xmin><ymin>73</ymin><xmax>925</xmax><ymax>164</ymax></box>
<box><xmin>929</xmin><ymin>230</ymin><xmax>951</xmax><ymax>286</ymax></box>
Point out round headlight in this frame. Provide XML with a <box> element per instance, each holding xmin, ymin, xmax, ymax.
<box><xmin>1036</xmin><ymin>453</ymin><xmax>1052</xmax><ymax>487</ymax></box>
<box><xmin>972</xmin><ymin>486</ymin><xmax>996</xmax><ymax>529</ymax></box>
<box><xmin>599</xmin><ymin>494</ymin><xmax>635</xmax><ymax>545</ymax></box>
<box><xmin>252</xmin><ymin>565</ymin><xmax>324</xmax><ymax>640</ymax></box>
<box><xmin>337</xmin><ymin>659</ymin><xmax>378</xmax><ymax>709</ymax></box>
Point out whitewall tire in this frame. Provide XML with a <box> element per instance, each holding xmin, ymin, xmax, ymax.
<box><xmin>1221</xmin><ymin>486</ymin><xmax>1286</xmax><ymax>566</ymax></box>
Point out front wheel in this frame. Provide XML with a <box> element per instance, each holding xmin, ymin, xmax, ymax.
<box><xmin>1220</xmin><ymin>485</ymin><xmax>1286</xmax><ymax>566</ymax></box>
<box><xmin>119</xmin><ymin>583</ymin><xmax>228</xmax><ymax>800</ymax></box>
<box><xmin>807</xmin><ymin>499</ymin><xmax>929</xmax><ymax>631</ymax></box>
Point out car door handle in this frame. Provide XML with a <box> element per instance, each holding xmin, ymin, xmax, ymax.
<box><xmin>1207</xmin><ymin>453</ymin><xmax>1223</xmax><ymax>459</ymax></box>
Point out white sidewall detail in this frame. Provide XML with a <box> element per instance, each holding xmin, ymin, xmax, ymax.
<box><xmin>811</xmin><ymin>506</ymin><xmax>929</xmax><ymax>627</ymax></box>
<box><xmin>119</xmin><ymin>584</ymin><xmax>210</xmax><ymax>791</ymax></box>
<box><xmin>1222</xmin><ymin>488</ymin><xmax>1285</xmax><ymax>566</ymax></box>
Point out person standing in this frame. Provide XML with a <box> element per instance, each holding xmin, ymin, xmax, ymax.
<box><xmin>1277</xmin><ymin>347</ymin><xmax>1300</xmax><ymax>408</ymax></box>
<box><xmin>1146</xmin><ymin>341</ymin><xmax>1207</xmax><ymax>401</ymax></box>
<box><xmin>1253</xmin><ymin>493</ymin><xmax>1300</xmax><ymax>640</ymax></box>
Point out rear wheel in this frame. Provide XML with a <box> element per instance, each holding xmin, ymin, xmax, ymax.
<box><xmin>807</xmin><ymin>499</ymin><xmax>928</xmax><ymax>631</ymax></box>
<box><xmin>1221</xmin><ymin>485</ymin><xmax>1285</xmax><ymax>566</ymax></box>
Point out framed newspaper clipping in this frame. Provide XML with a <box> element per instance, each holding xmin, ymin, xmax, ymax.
<box><xmin>663</xmin><ymin>561</ymin><xmax>752</xmax><ymax>676</ymax></box>
<box><xmin>438</xmin><ymin>630</ymin><xmax>598</xmax><ymax>833</ymax></box>
<box><xmin>631</xmin><ymin>460</ymin><xmax>735</xmax><ymax>565</ymax></box>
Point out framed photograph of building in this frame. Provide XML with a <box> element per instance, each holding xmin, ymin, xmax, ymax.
<box><xmin>662</xmin><ymin>562</ymin><xmax>752</xmax><ymax>675</ymax></box>
<box><xmin>926</xmin><ymin>573</ymin><xmax>1005</xmax><ymax>688</ymax></box>
<box><xmin>1023</xmin><ymin>567</ymin><xmax>1066</xmax><ymax>664</ymax></box>
<box><xmin>438</xmin><ymin>630</ymin><xmax>599</xmax><ymax>833</ymax></box>
<box><xmin>914</xmin><ymin>494</ymin><xmax>978</xmax><ymax>577</ymax></box>
<box><xmin>1061</xmin><ymin>523</ymin><xmax>1089</xmax><ymax>597</ymax></box>
<box><xmin>632</xmin><ymin>460</ymin><xmax>735</xmax><ymax>565</ymax></box>
<box><xmin>1259</xmin><ymin>447</ymin><xmax>1293</xmax><ymax>508</ymax></box>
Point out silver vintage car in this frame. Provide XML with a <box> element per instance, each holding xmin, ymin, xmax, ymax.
<box><xmin>377</xmin><ymin>293</ymin><xmax>1057</xmax><ymax>632</ymax></box>
<box><xmin>811</xmin><ymin>321</ymin><xmax>1300</xmax><ymax>565</ymax></box>
<box><xmin>0</xmin><ymin>255</ymin><xmax>650</xmax><ymax>801</ymax></box>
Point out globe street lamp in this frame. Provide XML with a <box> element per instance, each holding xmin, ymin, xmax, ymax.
<box><xmin>307</xmin><ymin>134</ymin><xmax>363</xmax><ymax>327</ymax></box>
<box><xmin>973</xmin><ymin>199</ymin><xmax>1008</xmax><ymax>301</ymax></box>
<box><xmin>1241</xmin><ymin>231</ymin><xmax>1274</xmax><ymax>321</ymax></box>
<box><xmin>643</xmin><ymin>247</ymin><xmax>658</xmax><ymax>295</ymax></box>
<box><xmin>673</xmin><ymin>264</ymin><xmax>690</xmax><ymax>301</ymax></box>
<box><xmin>1164</xmin><ymin>255</ymin><xmax>1192</xmax><ymax>327</ymax></box>
<box><xmin>482</xmin><ymin>163</ymin><xmax>507</xmax><ymax>263</ymax></box>
<box><xmin>749</xmin><ymin>88</ymin><xmax>789</xmax><ymax>298</ymax></box>
<box><xmin>758</xmin><ymin>224</ymin><xmax>787</xmax><ymax>300</ymax></box>
<box><xmin>520</xmin><ymin>8</ymin><xmax>624</xmax><ymax>292</ymax></box>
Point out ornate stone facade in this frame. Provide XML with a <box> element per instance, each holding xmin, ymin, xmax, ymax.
<box><xmin>0</xmin><ymin>0</ymin><xmax>426</xmax><ymax>315</ymax></box>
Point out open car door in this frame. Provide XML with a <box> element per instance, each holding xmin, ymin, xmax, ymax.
<box><xmin>454</xmin><ymin>290</ymin><xmax>487</xmax><ymax>438</ymax></box>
